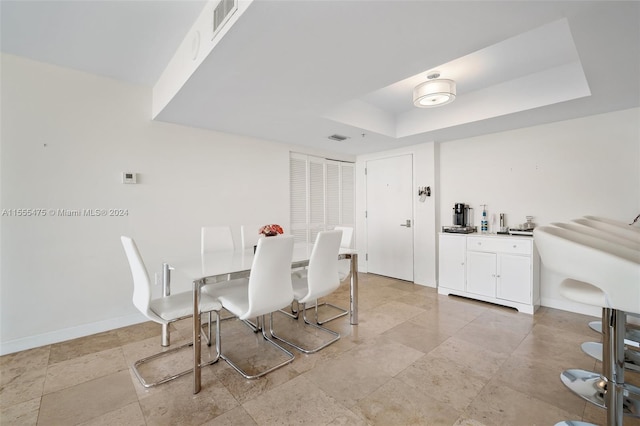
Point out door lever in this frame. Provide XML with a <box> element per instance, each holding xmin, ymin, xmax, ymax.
<box><xmin>400</xmin><ymin>219</ymin><xmax>411</xmax><ymax>228</ymax></box>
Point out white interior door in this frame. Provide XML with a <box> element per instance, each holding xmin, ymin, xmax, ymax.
<box><xmin>366</xmin><ymin>155</ymin><xmax>414</xmax><ymax>281</ymax></box>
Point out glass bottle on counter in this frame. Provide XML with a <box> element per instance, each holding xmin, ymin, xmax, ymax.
<box><xmin>481</xmin><ymin>204</ymin><xmax>488</xmax><ymax>233</ymax></box>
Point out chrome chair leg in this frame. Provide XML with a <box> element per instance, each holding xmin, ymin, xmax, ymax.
<box><xmin>310</xmin><ymin>301</ymin><xmax>348</xmax><ymax>325</ymax></box>
<box><xmin>220</xmin><ymin>314</ymin><xmax>295</xmax><ymax>379</ymax></box>
<box><xmin>133</xmin><ymin>311</ymin><xmax>221</xmax><ymax>388</ymax></box>
<box><xmin>243</xmin><ymin>317</ymin><xmax>260</xmax><ymax>332</ymax></box>
<box><xmin>279</xmin><ymin>300</ymin><xmax>301</xmax><ymax>320</ymax></box>
<box><xmin>271</xmin><ymin>303</ymin><xmax>340</xmax><ymax>354</ymax></box>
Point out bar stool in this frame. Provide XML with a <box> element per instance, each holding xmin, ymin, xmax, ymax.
<box><xmin>534</xmin><ymin>225</ymin><xmax>640</xmax><ymax>426</ymax></box>
<box><xmin>551</xmin><ymin>222</ymin><xmax>640</xmax><ymax>372</ymax></box>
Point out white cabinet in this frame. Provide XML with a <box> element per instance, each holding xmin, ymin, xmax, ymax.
<box><xmin>438</xmin><ymin>234</ymin><xmax>466</xmax><ymax>291</ymax></box>
<box><xmin>438</xmin><ymin>233</ymin><xmax>540</xmax><ymax>314</ymax></box>
<box><xmin>498</xmin><ymin>253</ymin><xmax>532</xmax><ymax>304</ymax></box>
<box><xmin>466</xmin><ymin>250</ymin><xmax>497</xmax><ymax>298</ymax></box>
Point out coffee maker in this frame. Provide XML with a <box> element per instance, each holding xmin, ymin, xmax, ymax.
<box><xmin>453</xmin><ymin>203</ymin><xmax>468</xmax><ymax>227</ymax></box>
<box><xmin>443</xmin><ymin>203</ymin><xmax>476</xmax><ymax>233</ymax></box>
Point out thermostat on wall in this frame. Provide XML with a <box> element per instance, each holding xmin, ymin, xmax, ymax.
<box><xmin>122</xmin><ymin>172</ymin><xmax>137</xmax><ymax>184</ymax></box>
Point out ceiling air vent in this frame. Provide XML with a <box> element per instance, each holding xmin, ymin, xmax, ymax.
<box><xmin>212</xmin><ymin>0</ymin><xmax>237</xmax><ymax>40</ymax></box>
<box><xmin>328</xmin><ymin>134</ymin><xmax>349</xmax><ymax>142</ymax></box>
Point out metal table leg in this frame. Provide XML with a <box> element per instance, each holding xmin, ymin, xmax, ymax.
<box><xmin>193</xmin><ymin>278</ymin><xmax>203</xmax><ymax>394</ymax></box>
<box><xmin>161</xmin><ymin>262</ymin><xmax>172</xmax><ymax>347</ymax></box>
<box><xmin>349</xmin><ymin>253</ymin><xmax>358</xmax><ymax>325</ymax></box>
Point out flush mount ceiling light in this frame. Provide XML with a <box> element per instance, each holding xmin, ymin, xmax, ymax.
<box><xmin>413</xmin><ymin>73</ymin><xmax>456</xmax><ymax>108</ymax></box>
<box><xmin>328</xmin><ymin>134</ymin><xmax>349</xmax><ymax>141</ymax></box>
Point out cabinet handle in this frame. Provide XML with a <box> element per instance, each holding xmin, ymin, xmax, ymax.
<box><xmin>513</xmin><ymin>245</ymin><xmax>517</xmax><ymax>248</ymax></box>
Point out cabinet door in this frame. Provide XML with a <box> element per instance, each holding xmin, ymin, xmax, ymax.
<box><xmin>438</xmin><ymin>235</ymin><xmax>466</xmax><ymax>291</ymax></box>
<box><xmin>497</xmin><ymin>254</ymin><xmax>531</xmax><ymax>304</ymax></box>
<box><xmin>466</xmin><ymin>251</ymin><xmax>496</xmax><ymax>297</ymax></box>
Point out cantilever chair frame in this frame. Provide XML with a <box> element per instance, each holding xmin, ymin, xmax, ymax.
<box><xmin>286</xmin><ymin>226</ymin><xmax>352</xmax><ymax>325</ymax></box>
<box><xmin>200</xmin><ymin>225</ymin><xmax>242</xmax><ymax>323</ymax></box>
<box><xmin>121</xmin><ymin>236</ymin><xmax>222</xmax><ymax>388</ymax></box>
<box><xmin>213</xmin><ymin>235</ymin><xmax>296</xmax><ymax>379</ymax></box>
<box><xmin>272</xmin><ymin>230</ymin><xmax>342</xmax><ymax>354</ymax></box>
<box><xmin>132</xmin><ymin>311</ymin><xmax>221</xmax><ymax>388</ymax></box>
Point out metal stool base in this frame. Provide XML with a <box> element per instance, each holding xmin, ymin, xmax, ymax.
<box><xmin>560</xmin><ymin>369</ymin><xmax>640</xmax><ymax>417</ymax></box>
<box><xmin>581</xmin><ymin>341</ymin><xmax>640</xmax><ymax>372</ymax></box>
<box><xmin>588</xmin><ymin>320</ymin><xmax>640</xmax><ymax>347</ymax></box>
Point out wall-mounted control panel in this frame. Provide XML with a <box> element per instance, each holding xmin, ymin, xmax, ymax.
<box><xmin>121</xmin><ymin>172</ymin><xmax>137</xmax><ymax>184</ymax></box>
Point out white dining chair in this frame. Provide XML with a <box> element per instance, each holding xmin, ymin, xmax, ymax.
<box><xmin>271</xmin><ymin>230</ymin><xmax>342</xmax><ymax>353</ymax></box>
<box><xmin>295</xmin><ymin>226</ymin><xmax>352</xmax><ymax>325</ymax></box>
<box><xmin>334</xmin><ymin>225</ymin><xmax>354</xmax><ymax>281</ymax></box>
<box><xmin>240</xmin><ymin>225</ymin><xmax>260</xmax><ymax>251</ymax></box>
<box><xmin>201</xmin><ymin>225</ymin><xmax>234</xmax><ymax>254</ymax></box>
<box><xmin>206</xmin><ymin>235</ymin><xmax>296</xmax><ymax>379</ymax></box>
<box><xmin>200</xmin><ymin>225</ymin><xmax>241</xmax><ymax>320</ymax></box>
<box><xmin>120</xmin><ymin>236</ymin><xmax>222</xmax><ymax>388</ymax></box>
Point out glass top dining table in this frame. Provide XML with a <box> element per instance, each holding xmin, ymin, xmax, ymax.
<box><xmin>161</xmin><ymin>243</ymin><xmax>359</xmax><ymax>394</ymax></box>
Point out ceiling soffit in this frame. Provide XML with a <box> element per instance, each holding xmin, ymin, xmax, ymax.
<box><xmin>325</xmin><ymin>19</ymin><xmax>590</xmax><ymax>139</ymax></box>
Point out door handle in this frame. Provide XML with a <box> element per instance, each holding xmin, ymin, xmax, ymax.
<box><xmin>400</xmin><ymin>219</ymin><xmax>411</xmax><ymax>228</ymax></box>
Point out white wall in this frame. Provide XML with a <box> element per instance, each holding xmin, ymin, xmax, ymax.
<box><xmin>438</xmin><ymin>108</ymin><xmax>640</xmax><ymax>315</ymax></box>
<box><xmin>2</xmin><ymin>52</ymin><xmax>638</xmax><ymax>354</ymax></box>
<box><xmin>355</xmin><ymin>109</ymin><xmax>638</xmax><ymax>316</ymax></box>
<box><xmin>0</xmin><ymin>54</ymin><xmax>352</xmax><ymax>355</ymax></box>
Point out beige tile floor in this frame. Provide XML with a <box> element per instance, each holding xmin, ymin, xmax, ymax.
<box><xmin>2</xmin><ymin>273</ymin><xmax>640</xmax><ymax>425</ymax></box>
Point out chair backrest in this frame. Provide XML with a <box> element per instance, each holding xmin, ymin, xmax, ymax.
<box><xmin>333</xmin><ymin>226</ymin><xmax>353</xmax><ymax>280</ymax></box>
<box><xmin>201</xmin><ymin>226</ymin><xmax>234</xmax><ymax>254</ymax></box>
<box><xmin>304</xmin><ymin>230</ymin><xmax>343</xmax><ymax>301</ymax></box>
<box><xmin>120</xmin><ymin>236</ymin><xmax>159</xmax><ymax>322</ymax></box>
<box><xmin>244</xmin><ymin>235</ymin><xmax>295</xmax><ymax>319</ymax></box>
<box><xmin>240</xmin><ymin>225</ymin><xmax>260</xmax><ymax>251</ymax></box>
<box><xmin>334</xmin><ymin>226</ymin><xmax>354</xmax><ymax>248</ymax></box>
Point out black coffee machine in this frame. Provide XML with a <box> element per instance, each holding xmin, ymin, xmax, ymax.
<box><xmin>453</xmin><ymin>203</ymin><xmax>469</xmax><ymax>227</ymax></box>
<box><xmin>442</xmin><ymin>203</ymin><xmax>476</xmax><ymax>233</ymax></box>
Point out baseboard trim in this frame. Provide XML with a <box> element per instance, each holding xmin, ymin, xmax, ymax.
<box><xmin>0</xmin><ymin>313</ymin><xmax>147</xmax><ymax>356</ymax></box>
<box><xmin>540</xmin><ymin>297</ymin><xmax>601</xmax><ymax>318</ymax></box>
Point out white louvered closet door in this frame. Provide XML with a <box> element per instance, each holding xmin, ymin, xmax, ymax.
<box><xmin>340</xmin><ymin>162</ymin><xmax>355</xmax><ymax>230</ymax></box>
<box><xmin>289</xmin><ymin>153</ymin><xmax>355</xmax><ymax>245</ymax></box>
<box><xmin>326</xmin><ymin>161</ymin><xmax>341</xmax><ymax>229</ymax></box>
<box><xmin>309</xmin><ymin>158</ymin><xmax>326</xmax><ymax>243</ymax></box>
<box><xmin>289</xmin><ymin>154</ymin><xmax>308</xmax><ymax>243</ymax></box>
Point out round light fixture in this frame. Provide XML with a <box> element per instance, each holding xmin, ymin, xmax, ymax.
<box><xmin>413</xmin><ymin>78</ymin><xmax>456</xmax><ymax>108</ymax></box>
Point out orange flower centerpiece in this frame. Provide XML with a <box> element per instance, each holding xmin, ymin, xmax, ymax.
<box><xmin>259</xmin><ymin>224</ymin><xmax>284</xmax><ymax>237</ymax></box>
<box><xmin>254</xmin><ymin>224</ymin><xmax>284</xmax><ymax>252</ymax></box>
